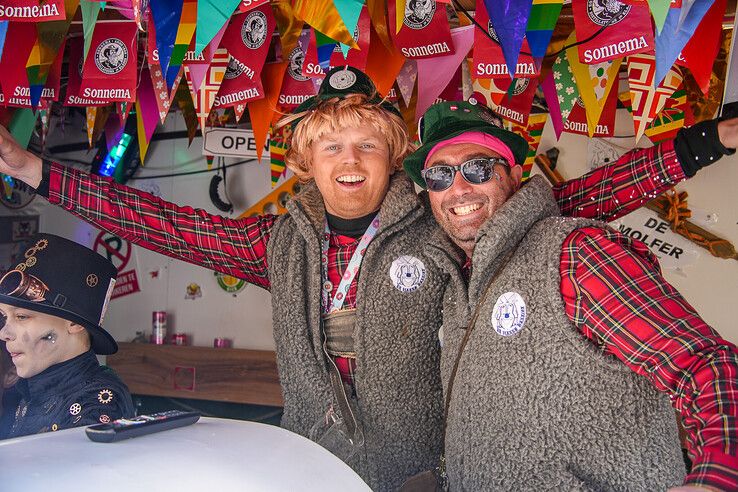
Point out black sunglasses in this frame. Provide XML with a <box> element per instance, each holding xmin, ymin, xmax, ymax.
<box><xmin>421</xmin><ymin>157</ymin><xmax>509</xmax><ymax>192</ymax></box>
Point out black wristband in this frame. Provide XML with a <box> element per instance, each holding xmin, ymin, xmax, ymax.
<box><xmin>34</xmin><ymin>159</ymin><xmax>53</xmax><ymax>198</ymax></box>
<box><xmin>674</xmin><ymin>119</ymin><xmax>736</xmax><ymax>177</ymax></box>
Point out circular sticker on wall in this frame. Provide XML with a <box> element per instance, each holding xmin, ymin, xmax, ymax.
<box><xmin>215</xmin><ymin>272</ymin><xmax>247</xmax><ymax>295</ymax></box>
<box><xmin>389</xmin><ymin>255</ymin><xmax>427</xmax><ymax>293</ymax></box>
<box><xmin>491</xmin><ymin>292</ymin><xmax>527</xmax><ymax>336</ymax></box>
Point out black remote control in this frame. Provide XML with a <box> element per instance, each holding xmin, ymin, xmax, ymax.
<box><xmin>85</xmin><ymin>410</ymin><xmax>201</xmax><ymax>443</ymax></box>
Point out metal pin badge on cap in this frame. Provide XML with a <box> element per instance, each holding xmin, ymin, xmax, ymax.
<box><xmin>329</xmin><ymin>67</ymin><xmax>357</xmax><ymax>90</ymax></box>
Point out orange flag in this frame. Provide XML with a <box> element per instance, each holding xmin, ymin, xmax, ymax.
<box><xmin>365</xmin><ymin>27</ymin><xmax>406</xmax><ymax>97</ymax></box>
<box><xmin>248</xmin><ymin>62</ymin><xmax>288</xmax><ymax>162</ymax></box>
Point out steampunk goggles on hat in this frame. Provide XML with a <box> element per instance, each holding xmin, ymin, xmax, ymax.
<box><xmin>421</xmin><ymin>157</ymin><xmax>510</xmax><ymax>192</ymax></box>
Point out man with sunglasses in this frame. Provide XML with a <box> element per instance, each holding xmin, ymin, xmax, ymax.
<box><xmin>403</xmin><ymin>101</ymin><xmax>738</xmax><ymax>490</ymax></box>
<box><xmin>0</xmin><ymin>233</ymin><xmax>134</xmax><ymax>439</ymax></box>
<box><xmin>0</xmin><ymin>66</ymin><xmax>733</xmax><ymax>489</ymax></box>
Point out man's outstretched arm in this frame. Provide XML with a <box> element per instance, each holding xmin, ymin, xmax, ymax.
<box><xmin>0</xmin><ymin>125</ymin><xmax>274</xmax><ymax>289</ymax></box>
<box><xmin>554</xmin><ymin>116</ymin><xmax>738</xmax><ymax>221</ymax></box>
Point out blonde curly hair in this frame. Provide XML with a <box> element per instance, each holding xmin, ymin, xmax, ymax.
<box><xmin>281</xmin><ymin>94</ymin><xmax>414</xmax><ymax>182</ymax></box>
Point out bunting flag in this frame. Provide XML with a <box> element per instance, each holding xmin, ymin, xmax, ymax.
<box><xmin>167</xmin><ymin>0</ymin><xmax>197</xmax><ymax>88</ymax></box>
<box><xmin>8</xmin><ymin>108</ymin><xmax>37</xmax><ymax>150</ymax></box>
<box><xmin>551</xmin><ymin>35</ymin><xmax>580</xmax><ymax>121</ymax></box>
<box><xmin>333</xmin><ymin>0</ymin><xmax>364</xmax><ymax>56</ymax></box>
<box><xmin>619</xmin><ymin>85</ymin><xmax>692</xmax><ymax>142</ymax></box>
<box><xmin>647</xmin><ymin>0</ymin><xmax>672</xmax><ymax>33</ymax></box>
<box><xmin>174</xmin><ymin>76</ymin><xmax>200</xmax><ymax>143</ymax></box>
<box><xmin>184</xmin><ymin>47</ymin><xmax>230</xmax><ymax>130</ymax></box>
<box><xmin>329</xmin><ymin>6</ymin><xmax>371</xmax><ymax>71</ymax></box>
<box><xmin>484</xmin><ymin>0</ymin><xmax>533</xmax><ymax>79</ymax></box>
<box><xmin>233</xmin><ymin>103</ymin><xmax>247</xmax><ymax>122</ymax></box>
<box><xmin>136</xmin><ymin>65</ymin><xmax>160</xmax><ymax>161</ymax></box>
<box><xmin>149</xmin><ymin>59</ymin><xmax>176</xmax><ymax>123</ymax></box>
<box><xmin>132</xmin><ymin>0</ymin><xmax>144</xmax><ymax>29</ymax></box>
<box><xmin>525</xmin><ymin>0</ymin><xmax>563</xmax><ymax>62</ymax></box>
<box><xmin>0</xmin><ymin>23</ymin><xmax>38</xmax><ymax>106</ymax></box>
<box><xmin>184</xmin><ymin>22</ymin><xmax>228</xmax><ymax>93</ymax></box>
<box><xmin>278</xmin><ymin>29</ymin><xmax>317</xmax><ymax>112</ymax></box>
<box><xmin>269</xmin><ymin>136</ymin><xmax>289</xmax><ymax>186</ymax></box>
<box><xmin>627</xmin><ymin>53</ymin><xmax>683</xmax><ymax>141</ymax></box>
<box><xmin>680</xmin><ymin>0</ymin><xmax>725</xmax><ymax>95</ymax></box>
<box><xmin>473</xmin><ymin>0</ymin><xmax>538</xmax><ymax>80</ymax></box>
<box><xmin>366</xmin><ymin>0</ymin><xmax>393</xmax><ymax>50</ymax></box>
<box><xmin>239</xmin><ymin>0</ymin><xmax>269</xmax><ymax>12</ymax></box>
<box><xmin>416</xmin><ymin>25</ymin><xmax>474</xmax><ymax>118</ymax></box>
<box><xmin>494</xmin><ymin>77</ymin><xmax>538</xmax><ymax>126</ymax></box>
<box><xmin>724</xmin><ymin>13</ymin><xmax>738</xmax><ymax>107</ymax></box>
<box><xmin>396</xmin><ymin>59</ymin><xmax>417</xmax><ymax>107</ymax></box>
<box><xmin>150</xmin><ymin>0</ymin><xmax>183</xmax><ymax>80</ymax></box>
<box><xmin>303</xmin><ymin>29</ymin><xmax>337</xmax><ymax>76</ymax></box>
<box><xmin>205</xmin><ymin>154</ymin><xmax>214</xmax><ymax>169</ymax></box>
<box><xmin>654</xmin><ymin>0</ymin><xmax>712</xmax><ymax>86</ymax></box>
<box><xmin>395</xmin><ymin>0</ymin><xmax>405</xmax><ymax>34</ymax></box>
<box><xmin>25</xmin><ymin>37</ymin><xmax>67</xmax><ymax>109</ymax></box>
<box><xmin>389</xmin><ymin>0</ymin><xmax>453</xmax><ymax>59</ymax></box>
<box><xmin>80</xmin><ymin>21</ymin><xmax>138</xmax><ymax>102</ymax></box>
<box><xmin>365</xmin><ymin>24</ymin><xmax>406</xmax><ymax>97</ymax></box>
<box><xmin>86</xmin><ymin>106</ymin><xmax>97</xmax><ymax>146</ymax></box>
<box><xmin>471</xmin><ymin>70</ymin><xmax>514</xmax><ymax>105</ymax></box>
<box><xmin>0</xmin><ymin>21</ymin><xmax>7</xmax><ymax>61</ymax></box>
<box><xmin>572</xmin><ymin>0</ymin><xmax>654</xmax><ymax>65</ymax></box>
<box><xmin>81</xmin><ymin>0</ymin><xmax>102</xmax><ymax>62</ymax></box>
<box><xmin>248</xmin><ymin>62</ymin><xmax>288</xmax><ymax>161</ymax></box>
<box><xmin>271</xmin><ymin>1</ymin><xmax>305</xmax><ymax>56</ymax></box>
<box><xmin>508</xmin><ymin>112</ymin><xmax>547</xmax><ymax>179</ymax></box>
<box><xmin>565</xmin><ymin>84</ymin><xmax>618</xmax><ymax>137</ymax></box>
<box><xmin>194</xmin><ymin>0</ymin><xmax>240</xmax><ymax>55</ymax></box>
<box><xmin>25</xmin><ymin>0</ymin><xmax>78</xmax><ymax>108</ymax></box>
<box><xmin>291</xmin><ymin>0</ymin><xmax>359</xmax><ymax>50</ymax></box>
<box><xmin>541</xmin><ymin>70</ymin><xmax>563</xmax><ymax>139</ymax></box>
<box><xmin>569</xmin><ymin>55</ymin><xmax>621</xmax><ymax>137</ymax></box>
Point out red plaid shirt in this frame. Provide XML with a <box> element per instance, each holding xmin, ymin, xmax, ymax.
<box><xmin>46</xmin><ymin>140</ymin><xmax>737</xmax><ymax>486</ymax></box>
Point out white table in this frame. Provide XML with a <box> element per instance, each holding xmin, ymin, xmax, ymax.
<box><xmin>0</xmin><ymin>417</ymin><xmax>371</xmax><ymax>491</ymax></box>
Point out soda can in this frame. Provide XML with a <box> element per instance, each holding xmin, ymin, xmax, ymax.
<box><xmin>172</xmin><ymin>333</ymin><xmax>188</xmax><ymax>346</ymax></box>
<box><xmin>213</xmin><ymin>337</ymin><xmax>232</xmax><ymax>348</ymax></box>
<box><xmin>152</xmin><ymin>311</ymin><xmax>167</xmax><ymax>345</ymax></box>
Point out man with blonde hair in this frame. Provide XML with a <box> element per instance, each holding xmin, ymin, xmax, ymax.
<box><xmin>0</xmin><ymin>66</ymin><xmax>722</xmax><ymax>489</ymax></box>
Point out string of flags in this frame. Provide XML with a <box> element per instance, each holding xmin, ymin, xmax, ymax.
<box><xmin>0</xmin><ymin>0</ymin><xmax>735</xmax><ymax>187</ymax></box>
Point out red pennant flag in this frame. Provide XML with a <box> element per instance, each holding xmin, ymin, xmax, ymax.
<box><xmin>277</xmin><ymin>29</ymin><xmax>318</xmax><ymax>112</ymax></box>
<box><xmin>493</xmin><ymin>78</ymin><xmax>538</xmax><ymax>126</ymax></box>
<box><xmin>220</xmin><ymin>3</ymin><xmax>275</xmax><ymax>81</ymax></box>
<box><xmin>388</xmin><ymin>0</ymin><xmax>454</xmax><ymax>59</ymax></box>
<box><xmin>563</xmin><ymin>89</ymin><xmax>618</xmax><ymax>137</ymax></box>
<box><xmin>80</xmin><ymin>21</ymin><xmax>139</xmax><ymax>102</ymax></box>
<box><xmin>681</xmin><ymin>0</ymin><xmax>725</xmax><ymax>95</ymax></box>
<box><xmin>573</xmin><ymin>0</ymin><xmax>654</xmax><ymax>64</ymax></box>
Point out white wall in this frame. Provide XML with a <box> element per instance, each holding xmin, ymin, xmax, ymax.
<box><xmin>10</xmin><ymin>108</ymin><xmax>738</xmax><ymax>349</ymax></box>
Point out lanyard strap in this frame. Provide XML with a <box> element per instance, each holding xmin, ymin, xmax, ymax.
<box><xmin>321</xmin><ymin>215</ymin><xmax>380</xmax><ymax>314</ymax></box>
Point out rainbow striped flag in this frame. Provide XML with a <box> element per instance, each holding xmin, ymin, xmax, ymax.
<box><xmin>269</xmin><ymin>139</ymin><xmax>288</xmax><ymax>187</ymax></box>
<box><xmin>525</xmin><ymin>0</ymin><xmax>563</xmax><ymax>61</ymax></box>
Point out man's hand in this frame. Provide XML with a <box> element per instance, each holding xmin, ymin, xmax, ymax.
<box><xmin>0</xmin><ymin>125</ymin><xmax>43</xmax><ymax>188</ymax></box>
<box><xmin>717</xmin><ymin>116</ymin><xmax>738</xmax><ymax>150</ymax></box>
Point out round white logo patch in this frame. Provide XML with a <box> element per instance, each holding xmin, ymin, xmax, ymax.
<box><xmin>329</xmin><ymin>70</ymin><xmax>357</xmax><ymax>90</ymax></box>
<box><xmin>491</xmin><ymin>292</ymin><xmax>527</xmax><ymax>336</ymax></box>
<box><xmin>241</xmin><ymin>10</ymin><xmax>268</xmax><ymax>49</ymax></box>
<box><xmin>390</xmin><ymin>255</ymin><xmax>427</xmax><ymax>293</ymax></box>
<box><xmin>586</xmin><ymin>0</ymin><xmax>630</xmax><ymax>27</ymax></box>
<box><xmin>287</xmin><ymin>47</ymin><xmax>309</xmax><ymax>81</ymax></box>
<box><xmin>94</xmin><ymin>38</ymin><xmax>128</xmax><ymax>75</ymax></box>
<box><xmin>403</xmin><ymin>0</ymin><xmax>436</xmax><ymax>30</ymax></box>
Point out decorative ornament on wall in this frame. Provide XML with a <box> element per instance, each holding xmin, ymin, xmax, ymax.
<box><xmin>214</xmin><ymin>271</ymin><xmax>247</xmax><ymax>296</ymax></box>
<box><xmin>185</xmin><ymin>282</ymin><xmax>202</xmax><ymax>300</ymax></box>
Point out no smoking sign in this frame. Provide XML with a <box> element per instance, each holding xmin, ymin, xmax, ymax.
<box><xmin>93</xmin><ymin>232</ymin><xmax>131</xmax><ymax>273</ymax></box>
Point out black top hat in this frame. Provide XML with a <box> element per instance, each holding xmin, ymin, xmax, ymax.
<box><xmin>291</xmin><ymin>66</ymin><xmax>401</xmax><ymax>125</ymax></box>
<box><xmin>0</xmin><ymin>233</ymin><xmax>118</xmax><ymax>355</ymax></box>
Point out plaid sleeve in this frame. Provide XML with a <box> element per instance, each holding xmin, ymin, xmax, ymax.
<box><xmin>46</xmin><ymin>162</ymin><xmax>274</xmax><ymax>289</ymax></box>
<box><xmin>553</xmin><ymin>140</ymin><xmax>687</xmax><ymax>222</ymax></box>
<box><xmin>560</xmin><ymin>227</ymin><xmax>738</xmax><ymax>489</ymax></box>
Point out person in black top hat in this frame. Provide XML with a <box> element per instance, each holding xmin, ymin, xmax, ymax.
<box><xmin>0</xmin><ymin>233</ymin><xmax>134</xmax><ymax>439</ymax></box>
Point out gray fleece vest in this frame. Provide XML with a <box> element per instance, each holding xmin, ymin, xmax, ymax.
<box><xmin>266</xmin><ymin>173</ymin><xmax>446</xmax><ymax>491</ymax></box>
<box><xmin>426</xmin><ymin>176</ymin><xmax>685</xmax><ymax>491</ymax></box>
